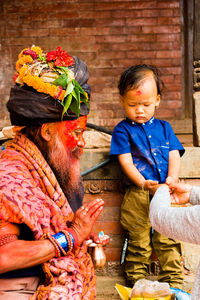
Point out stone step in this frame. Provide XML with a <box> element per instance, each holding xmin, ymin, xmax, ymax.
<box><xmin>96</xmin><ymin>276</ymin><xmax>124</xmax><ymax>299</ymax></box>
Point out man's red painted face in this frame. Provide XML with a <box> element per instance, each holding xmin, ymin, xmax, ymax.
<box><xmin>56</xmin><ymin>116</ymin><xmax>87</xmax><ymax>150</ymax></box>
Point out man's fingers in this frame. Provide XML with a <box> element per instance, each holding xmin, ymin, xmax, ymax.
<box><xmin>85</xmin><ymin>199</ymin><xmax>104</xmax><ymax>217</ymax></box>
<box><xmin>90</xmin><ymin>206</ymin><xmax>103</xmax><ymax>220</ymax></box>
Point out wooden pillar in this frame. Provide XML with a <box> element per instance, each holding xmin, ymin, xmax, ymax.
<box><xmin>193</xmin><ymin>0</ymin><xmax>200</xmax><ymax>146</ymax></box>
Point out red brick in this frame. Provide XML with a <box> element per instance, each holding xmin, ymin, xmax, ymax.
<box><xmin>162</xmin><ymin>75</ymin><xmax>176</xmax><ymax>83</ymax></box>
<box><xmin>165</xmin><ymin>100</ymin><xmax>182</xmax><ymax>109</ymax></box>
<box><xmin>142</xmin><ymin>25</ymin><xmax>180</xmax><ymax>34</ymax></box>
<box><xmin>155</xmin><ymin>109</ymin><xmax>176</xmax><ymax>119</ymax></box>
<box><xmin>156</xmin><ymin>50</ymin><xmax>181</xmax><ymax>58</ymax></box>
<box><xmin>113</xmin><ymin>10</ymin><xmax>142</xmax><ymax>18</ymax></box>
<box><xmin>96</xmin><ymin>19</ymin><xmax>125</xmax><ymax>27</ymax></box>
<box><xmin>142</xmin><ymin>9</ymin><xmax>173</xmax><ymax>17</ymax></box>
<box><xmin>158</xmin><ymin>17</ymin><xmax>181</xmax><ymax>25</ymax></box>
<box><xmin>126</xmin><ymin>18</ymin><xmax>157</xmax><ymax>26</ymax></box>
<box><xmin>95</xmin><ymin>35</ymin><xmax>126</xmax><ymax>43</ymax></box>
<box><xmin>127</xmin><ymin>34</ymin><xmax>156</xmax><ymax>43</ymax></box>
<box><xmin>157</xmin><ymin>1</ymin><xmax>180</xmax><ymax>9</ymax></box>
<box><xmin>79</xmin><ymin>11</ymin><xmax>112</xmax><ymax>19</ymax></box>
<box><xmin>62</xmin><ymin>19</ymin><xmax>96</xmax><ymax>27</ymax></box>
<box><xmin>173</xmin><ymin>8</ymin><xmax>181</xmax><ymax>17</ymax></box>
<box><xmin>110</xmin><ymin>59</ymin><xmax>142</xmax><ymax>68</ymax></box>
<box><xmin>18</xmin><ymin>28</ymin><xmax>49</xmax><ymax>37</ymax></box>
<box><xmin>149</xmin><ymin>59</ymin><xmax>174</xmax><ymax>67</ymax></box>
<box><xmin>157</xmin><ymin>34</ymin><xmax>181</xmax><ymax>42</ymax></box>
<box><xmin>162</xmin><ymin>91</ymin><xmax>181</xmax><ymax>100</ymax></box>
<box><xmin>95</xmin><ymin>1</ymin><xmax>157</xmax><ymax>10</ymax></box>
<box><xmin>104</xmin><ymin>248</ymin><xmax>121</xmax><ymax>261</ymax></box>
<box><xmin>127</xmin><ymin>51</ymin><xmax>157</xmax><ymax>59</ymax></box>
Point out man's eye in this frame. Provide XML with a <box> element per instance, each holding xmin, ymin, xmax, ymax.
<box><xmin>74</xmin><ymin>130</ymin><xmax>83</xmax><ymax>136</ymax></box>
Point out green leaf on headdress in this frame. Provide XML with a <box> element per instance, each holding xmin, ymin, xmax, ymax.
<box><xmin>81</xmin><ymin>96</ymin><xmax>90</xmax><ymax>108</ymax></box>
<box><xmin>62</xmin><ymin>93</ymin><xmax>72</xmax><ymax>119</ymax></box>
<box><xmin>56</xmin><ymin>66</ymin><xmax>69</xmax><ymax>72</ymax></box>
<box><xmin>65</xmin><ymin>81</ymin><xmax>74</xmax><ymax>96</ymax></box>
<box><xmin>38</xmin><ymin>54</ymin><xmax>47</xmax><ymax>62</ymax></box>
<box><xmin>69</xmin><ymin>97</ymin><xmax>80</xmax><ymax>117</ymax></box>
<box><xmin>73</xmin><ymin>80</ymin><xmax>86</xmax><ymax>97</ymax></box>
<box><xmin>53</xmin><ymin>73</ymin><xmax>68</xmax><ymax>88</ymax></box>
<box><xmin>71</xmin><ymin>89</ymin><xmax>79</xmax><ymax>102</ymax></box>
<box><xmin>74</xmin><ymin>86</ymin><xmax>80</xmax><ymax>102</ymax></box>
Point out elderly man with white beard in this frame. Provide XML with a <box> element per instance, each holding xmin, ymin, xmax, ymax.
<box><xmin>0</xmin><ymin>45</ymin><xmax>107</xmax><ymax>300</ymax></box>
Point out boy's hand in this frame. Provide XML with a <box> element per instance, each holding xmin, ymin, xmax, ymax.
<box><xmin>165</xmin><ymin>176</ymin><xmax>176</xmax><ymax>185</ymax></box>
<box><xmin>143</xmin><ymin>180</ymin><xmax>159</xmax><ymax>194</ymax></box>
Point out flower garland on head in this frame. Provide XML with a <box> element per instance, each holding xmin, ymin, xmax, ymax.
<box><xmin>14</xmin><ymin>46</ymin><xmax>89</xmax><ymax>117</ymax></box>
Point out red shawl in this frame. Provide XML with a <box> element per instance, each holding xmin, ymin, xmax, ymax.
<box><xmin>0</xmin><ymin>133</ymin><xmax>96</xmax><ymax>299</ymax></box>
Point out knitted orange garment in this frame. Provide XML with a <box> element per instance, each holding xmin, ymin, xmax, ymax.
<box><xmin>0</xmin><ymin>133</ymin><xmax>96</xmax><ymax>300</ymax></box>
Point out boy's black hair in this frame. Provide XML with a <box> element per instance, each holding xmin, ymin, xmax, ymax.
<box><xmin>118</xmin><ymin>64</ymin><xmax>163</xmax><ymax>96</ymax></box>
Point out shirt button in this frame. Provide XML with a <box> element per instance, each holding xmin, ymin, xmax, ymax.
<box><xmin>149</xmin><ymin>135</ymin><xmax>151</xmax><ymax>138</ymax></box>
<box><xmin>159</xmin><ymin>169</ymin><xmax>161</xmax><ymax>172</ymax></box>
<box><xmin>154</xmin><ymin>153</ymin><xmax>156</xmax><ymax>156</ymax></box>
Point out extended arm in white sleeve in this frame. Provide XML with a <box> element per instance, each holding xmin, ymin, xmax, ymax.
<box><xmin>149</xmin><ymin>186</ymin><xmax>200</xmax><ymax>245</ymax></box>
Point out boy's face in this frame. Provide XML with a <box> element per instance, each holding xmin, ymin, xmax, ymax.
<box><xmin>120</xmin><ymin>76</ymin><xmax>160</xmax><ymax>123</ymax></box>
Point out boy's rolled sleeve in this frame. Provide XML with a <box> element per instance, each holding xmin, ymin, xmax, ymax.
<box><xmin>110</xmin><ymin>125</ymin><xmax>131</xmax><ymax>155</ymax></box>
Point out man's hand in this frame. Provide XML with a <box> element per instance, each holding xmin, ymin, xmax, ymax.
<box><xmin>70</xmin><ymin>198</ymin><xmax>104</xmax><ymax>246</ymax></box>
<box><xmin>169</xmin><ymin>182</ymin><xmax>192</xmax><ymax>205</ymax></box>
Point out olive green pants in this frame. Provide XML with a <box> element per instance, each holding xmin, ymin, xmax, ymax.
<box><xmin>120</xmin><ymin>186</ymin><xmax>183</xmax><ymax>288</ymax></box>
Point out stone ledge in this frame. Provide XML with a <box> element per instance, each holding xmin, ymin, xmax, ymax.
<box><xmin>81</xmin><ymin>147</ymin><xmax>200</xmax><ymax>179</ymax></box>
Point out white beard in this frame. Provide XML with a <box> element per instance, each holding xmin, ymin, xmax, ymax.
<box><xmin>47</xmin><ymin>133</ymin><xmax>81</xmax><ymax>194</ymax></box>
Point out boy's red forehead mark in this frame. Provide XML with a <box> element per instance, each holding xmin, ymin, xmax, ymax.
<box><xmin>135</xmin><ymin>90</ymin><xmax>142</xmax><ymax>95</ymax></box>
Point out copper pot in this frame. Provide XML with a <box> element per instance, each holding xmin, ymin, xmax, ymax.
<box><xmin>89</xmin><ymin>244</ymin><xmax>106</xmax><ymax>269</ymax></box>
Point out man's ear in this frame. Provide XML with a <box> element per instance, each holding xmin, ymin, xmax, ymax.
<box><xmin>41</xmin><ymin>123</ymin><xmax>55</xmax><ymax>142</ymax></box>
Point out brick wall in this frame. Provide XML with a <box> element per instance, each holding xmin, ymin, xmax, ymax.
<box><xmin>0</xmin><ymin>0</ymin><xmax>183</xmax><ymax>129</ymax></box>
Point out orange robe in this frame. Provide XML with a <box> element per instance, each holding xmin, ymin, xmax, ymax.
<box><xmin>0</xmin><ymin>133</ymin><xmax>96</xmax><ymax>299</ymax></box>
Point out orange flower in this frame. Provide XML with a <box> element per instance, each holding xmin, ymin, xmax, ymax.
<box><xmin>16</xmin><ymin>56</ymin><xmax>33</xmax><ymax>71</ymax></box>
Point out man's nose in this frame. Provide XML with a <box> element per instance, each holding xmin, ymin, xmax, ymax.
<box><xmin>77</xmin><ymin>134</ymin><xmax>86</xmax><ymax>147</ymax></box>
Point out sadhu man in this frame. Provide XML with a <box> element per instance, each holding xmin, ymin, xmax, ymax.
<box><xmin>0</xmin><ymin>46</ymin><xmax>108</xmax><ymax>299</ymax></box>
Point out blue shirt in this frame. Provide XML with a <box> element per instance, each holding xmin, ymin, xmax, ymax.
<box><xmin>110</xmin><ymin>117</ymin><xmax>185</xmax><ymax>184</ymax></box>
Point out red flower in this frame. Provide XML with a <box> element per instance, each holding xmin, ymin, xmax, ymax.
<box><xmin>46</xmin><ymin>47</ymin><xmax>74</xmax><ymax>67</ymax></box>
<box><xmin>56</xmin><ymin>86</ymin><xmax>63</xmax><ymax>99</ymax></box>
<box><xmin>13</xmin><ymin>72</ymin><xmax>19</xmax><ymax>82</ymax></box>
<box><xmin>23</xmin><ymin>49</ymin><xmax>38</xmax><ymax>59</ymax></box>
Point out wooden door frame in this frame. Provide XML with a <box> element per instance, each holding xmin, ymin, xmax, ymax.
<box><xmin>181</xmin><ymin>0</ymin><xmax>194</xmax><ymax>118</ymax></box>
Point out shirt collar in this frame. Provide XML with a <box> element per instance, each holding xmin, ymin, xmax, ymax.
<box><xmin>126</xmin><ymin>116</ymin><xmax>154</xmax><ymax>126</ymax></box>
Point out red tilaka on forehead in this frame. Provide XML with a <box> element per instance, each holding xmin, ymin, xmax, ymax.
<box><xmin>135</xmin><ymin>90</ymin><xmax>142</xmax><ymax>95</ymax></box>
<box><xmin>64</xmin><ymin>115</ymin><xmax>87</xmax><ymax>132</ymax></box>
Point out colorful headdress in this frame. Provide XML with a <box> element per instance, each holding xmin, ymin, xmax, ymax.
<box><xmin>7</xmin><ymin>46</ymin><xmax>90</xmax><ymax>126</ymax></box>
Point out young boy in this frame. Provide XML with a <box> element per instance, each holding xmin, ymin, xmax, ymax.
<box><xmin>110</xmin><ymin>65</ymin><xmax>185</xmax><ymax>288</ymax></box>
